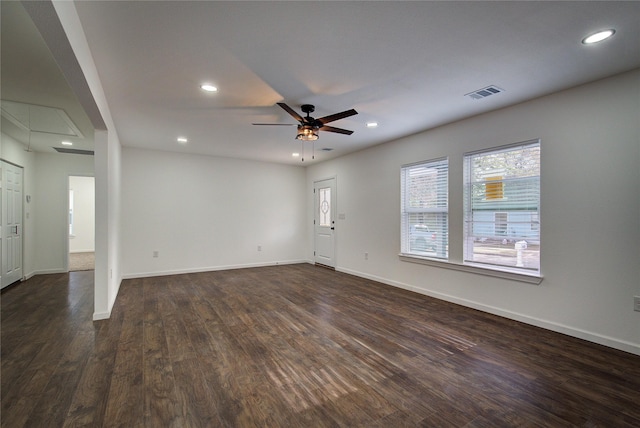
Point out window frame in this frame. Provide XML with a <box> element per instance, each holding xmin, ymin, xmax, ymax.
<box><xmin>463</xmin><ymin>139</ymin><xmax>541</xmax><ymax>277</ymax></box>
<box><xmin>69</xmin><ymin>189</ymin><xmax>74</xmax><ymax>236</ymax></box>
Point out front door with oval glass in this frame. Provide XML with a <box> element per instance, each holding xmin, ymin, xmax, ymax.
<box><xmin>314</xmin><ymin>178</ymin><xmax>336</xmax><ymax>268</ymax></box>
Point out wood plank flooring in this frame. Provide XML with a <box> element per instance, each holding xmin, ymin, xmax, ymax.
<box><xmin>2</xmin><ymin>264</ymin><xmax>640</xmax><ymax>427</ymax></box>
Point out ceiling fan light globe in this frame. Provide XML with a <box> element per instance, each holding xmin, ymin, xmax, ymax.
<box><xmin>296</xmin><ymin>125</ymin><xmax>319</xmax><ymax>141</ymax></box>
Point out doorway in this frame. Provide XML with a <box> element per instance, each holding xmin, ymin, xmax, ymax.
<box><xmin>314</xmin><ymin>177</ymin><xmax>336</xmax><ymax>268</ymax></box>
<box><xmin>68</xmin><ymin>176</ymin><xmax>95</xmax><ymax>271</ymax></box>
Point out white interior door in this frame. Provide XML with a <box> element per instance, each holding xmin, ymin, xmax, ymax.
<box><xmin>1</xmin><ymin>161</ymin><xmax>23</xmax><ymax>289</ymax></box>
<box><xmin>314</xmin><ymin>178</ymin><xmax>336</xmax><ymax>268</ymax></box>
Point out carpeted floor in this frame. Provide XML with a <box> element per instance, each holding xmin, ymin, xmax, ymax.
<box><xmin>69</xmin><ymin>252</ymin><xmax>95</xmax><ymax>271</ymax></box>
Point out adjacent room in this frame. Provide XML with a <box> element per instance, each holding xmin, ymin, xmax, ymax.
<box><xmin>1</xmin><ymin>1</ymin><xmax>639</xmax><ymax>426</ymax></box>
<box><xmin>68</xmin><ymin>175</ymin><xmax>96</xmax><ymax>271</ymax></box>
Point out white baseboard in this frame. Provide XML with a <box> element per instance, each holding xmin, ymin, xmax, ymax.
<box><xmin>337</xmin><ymin>266</ymin><xmax>640</xmax><ymax>357</ymax></box>
<box><xmin>121</xmin><ymin>259</ymin><xmax>308</xmax><ymax>280</ymax></box>
<box><xmin>31</xmin><ymin>268</ymin><xmax>68</xmax><ymax>276</ymax></box>
<box><xmin>93</xmin><ymin>311</ymin><xmax>110</xmax><ymax>321</ymax></box>
<box><xmin>70</xmin><ymin>250</ymin><xmax>95</xmax><ymax>254</ymax></box>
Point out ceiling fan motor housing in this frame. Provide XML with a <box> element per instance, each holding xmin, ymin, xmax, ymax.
<box><xmin>301</xmin><ymin>104</ymin><xmax>315</xmax><ymax>115</ymax></box>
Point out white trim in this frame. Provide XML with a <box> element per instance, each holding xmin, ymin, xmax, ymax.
<box><xmin>336</xmin><ymin>266</ymin><xmax>639</xmax><ymax>356</ymax></box>
<box><xmin>462</xmin><ymin>139</ymin><xmax>541</xmax><ymax>276</ymax></box>
<box><xmin>401</xmin><ymin>155</ymin><xmax>449</xmax><ymax>169</ymax></box>
<box><xmin>121</xmin><ymin>259</ymin><xmax>308</xmax><ymax>280</ymax></box>
<box><xmin>464</xmin><ymin>138</ymin><xmax>541</xmax><ymax>157</ymax></box>
<box><xmin>67</xmin><ymin>174</ymin><xmax>96</xmax><ymax>272</ymax></box>
<box><xmin>31</xmin><ymin>268</ymin><xmax>68</xmax><ymax>275</ymax></box>
<box><xmin>399</xmin><ymin>254</ymin><xmax>543</xmax><ymax>284</ymax></box>
<box><xmin>93</xmin><ymin>311</ymin><xmax>110</xmax><ymax>321</ymax></box>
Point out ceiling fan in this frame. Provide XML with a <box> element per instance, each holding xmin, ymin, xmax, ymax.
<box><xmin>252</xmin><ymin>103</ymin><xmax>358</xmax><ymax>141</ymax></box>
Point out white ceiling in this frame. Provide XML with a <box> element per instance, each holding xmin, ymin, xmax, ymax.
<box><xmin>4</xmin><ymin>2</ymin><xmax>640</xmax><ymax>165</ymax></box>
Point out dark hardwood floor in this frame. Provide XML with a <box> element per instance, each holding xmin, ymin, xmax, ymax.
<box><xmin>2</xmin><ymin>264</ymin><xmax>639</xmax><ymax>427</ymax></box>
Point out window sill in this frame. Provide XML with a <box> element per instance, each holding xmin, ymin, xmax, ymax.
<box><xmin>399</xmin><ymin>253</ymin><xmax>543</xmax><ymax>285</ymax></box>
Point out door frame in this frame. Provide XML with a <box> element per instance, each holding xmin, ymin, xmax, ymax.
<box><xmin>313</xmin><ymin>176</ymin><xmax>337</xmax><ymax>268</ymax></box>
<box><xmin>1</xmin><ymin>159</ymin><xmax>24</xmax><ymax>289</ymax></box>
<box><xmin>66</xmin><ymin>174</ymin><xmax>95</xmax><ymax>272</ymax></box>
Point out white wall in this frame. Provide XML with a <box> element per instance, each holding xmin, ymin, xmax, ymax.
<box><xmin>121</xmin><ymin>148</ymin><xmax>307</xmax><ymax>278</ymax></box>
<box><xmin>106</xmin><ymin>131</ymin><xmax>122</xmax><ymax>314</ymax></box>
<box><xmin>307</xmin><ymin>69</ymin><xmax>640</xmax><ymax>355</ymax></box>
<box><xmin>52</xmin><ymin>0</ymin><xmax>123</xmax><ymax>320</ymax></box>
<box><xmin>69</xmin><ymin>175</ymin><xmax>95</xmax><ymax>253</ymax></box>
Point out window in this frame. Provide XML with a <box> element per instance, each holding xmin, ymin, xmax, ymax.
<box><xmin>495</xmin><ymin>212</ymin><xmax>508</xmax><ymax>236</ymax></box>
<box><xmin>401</xmin><ymin>158</ymin><xmax>448</xmax><ymax>259</ymax></box>
<box><xmin>464</xmin><ymin>140</ymin><xmax>540</xmax><ymax>274</ymax></box>
<box><xmin>318</xmin><ymin>187</ymin><xmax>331</xmax><ymax>227</ymax></box>
<box><xmin>69</xmin><ymin>189</ymin><xmax>74</xmax><ymax>235</ymax></box>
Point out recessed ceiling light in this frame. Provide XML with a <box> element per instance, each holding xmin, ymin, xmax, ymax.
<box><xmin>177</xmin><ymin>137</ymin><xmax>188</xmax><ymax>144</ymax></box>
<box><xmin>292</xmin><ymin>152</ymin><xmax>300</xmax><ymax>157</ymax></box>
<box><xmin>200</xmin><ymin>84</ymin><xmax>218</xmax><ymax>92</ymax></box>
<box><xmin>61</xmin><ymin>141</ymin><xmax>73</xmax><ymax>146</ymax></box>
<box><xmin>582</xmin><ymin>29</ymin><xmax>615</xmax><ymax>45</ymax></box>
<box><xmin>366</xmin><ymin>122</ymin><xmax>378</xmax><ymax>128</ymax></box>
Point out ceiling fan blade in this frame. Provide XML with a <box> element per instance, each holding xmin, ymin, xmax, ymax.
<box><xmin>317</xmin><ymin>109</ymin><xmax>358</xmax><ymax>124</ymax></box>
<box><xmin>276</xmin><ymin>103</ymin><xmax>304</xmax><ymax>122</ymax></box>
<box><xmin>319</xmin><ymin>125</ymin><xmax>354</xmax><ymax>135</ymax></box>
<box><xmin>251</xmin><ymin>123</ymin><xmax>295</xmax><ymax>126</ymax></box>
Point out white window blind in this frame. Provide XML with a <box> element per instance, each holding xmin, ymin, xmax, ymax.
<box><xmin>464</xmin><ymin>140</ymin><xmax>540</xmax><ymax>274</ymax></box>
<box><xmin>401</xmin><ymin>158</ymin><xmax>448</xmax><ymax>259</ymax></box>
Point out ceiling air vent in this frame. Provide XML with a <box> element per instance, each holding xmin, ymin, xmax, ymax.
<box><xmin>465</xmin><ymin>85</ymin><xmax>504</xmax><ymax>100</ymax></box>
<box><xmin>53</xmin><ymin>147</ymin><xmax>94</xmax><ymax>156</ymax></box>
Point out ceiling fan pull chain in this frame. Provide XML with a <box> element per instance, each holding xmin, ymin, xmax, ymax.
<box><xmin>312</xmin><ymin>140</ymin><xmax>315</xmax><ymax>160</ymax></box>
<box><xmin>301</xmin><ymin>140</ymin><xmax>304</xmax><ymax>162</ymax></box>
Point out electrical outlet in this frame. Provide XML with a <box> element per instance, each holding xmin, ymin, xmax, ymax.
<box><xmin>153</xmin><ymin>251</ymin><xmax>159</xmax><ymax>258</ymax></box>
<box><xmin>634</xmin><ymin>296</ymin><xmax>640</xmax><ymax>312</ymax></box>
<box><xmin>257</xmin><ymin>245</ymin><xmax>262</xmax><ymax>252</ymax></box>
<box><xmin>364</xmin><ymin>252</ymin><xmax>369</xmax><ymax>260</ymax></box>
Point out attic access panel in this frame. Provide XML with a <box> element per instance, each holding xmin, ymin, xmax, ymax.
<box><xmin>1</xmin><ymin>100</ymin><xmax>84</xmax><ymax>138</ymax></box>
